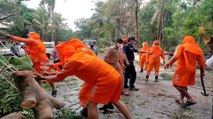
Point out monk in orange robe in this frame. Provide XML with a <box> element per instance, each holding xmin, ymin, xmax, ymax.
<box><xmin>139</xmin><ymin>42</ymin><xmax>150</xmax><ymax>72</ymax></box>
<box><xmin>146</xmin><ymin>40</ymin><xmax>165</xmax><ymax>82</ymax></box>
<box><xmin>164</xmin><ymin>36</ymin><xmax>205</xmax><ymax>107</ymax></box>
<box><xmin>48</xmin><ymin>39</ymin><xmax>97</xmax><ymax>115</ymax></box>
<box><xmin>40</xmin><ymin>39</ymin><xmax>132</xmax><ymax>119</ymax></box>
<box><xmin>10</xmin><ymin>32</ymin><xmax>57</xmax><ymax>96</ymax></box>
<box><xmin>55</xmin><ymin>38</ymin><xmax>98</xmax><ymax>108</ymax></box>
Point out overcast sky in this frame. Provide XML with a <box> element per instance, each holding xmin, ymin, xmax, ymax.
<box><xmin>24</xmin><ymin>0</ymin><xmax>98</xmax><ymax>31</ymax></box>
<box><xmin>24</xmin><ymin>0</ymin><xmax>149</xmax><ymax>31</ymax></box>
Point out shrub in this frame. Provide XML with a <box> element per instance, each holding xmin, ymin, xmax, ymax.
<box><xmin>0</xmin><ymin>76</ymin><xmax>22</xmax><ymax>117</ymax></box>
<box><xmin>0</xmin><ymin>56</ymin><xmax>33</xmax><ymax>118</ymax></box>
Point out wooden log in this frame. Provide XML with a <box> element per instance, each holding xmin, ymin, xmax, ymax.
<box><xmin>13</xmin><ymin>71</ymin><xmax>65</xmax><ymax>119</ymax></box>
<box><xmin>0</xmin><ymin>112</ymin><xmax>26</xmax><ymax>119</ymax></box>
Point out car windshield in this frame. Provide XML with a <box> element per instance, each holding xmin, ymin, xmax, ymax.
<box><xmin>84</xmin><ymin>40</ymin><xmax>97</xmax><ymax>45</ymax></box>
<box><xmin>44</xmin><ymin>44</ymin><xmax>54</xmax><ymax>48</ymax></box>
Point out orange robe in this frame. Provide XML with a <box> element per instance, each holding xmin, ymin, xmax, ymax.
<box><xmin>146</xmin><ymin>41</ymin><xmax>165</xmax><ymax>75</ymax></box>
<box><xmin>55</xmin><ymin>38</ymin><xmax>97</xmax><ymax>107</ymax></box>
<box><xmin>11</xmin><ymin>33</ymin><xmax>49</xmax><ymax>73</ymax></box>
<box><xmin>55</xmin><ymin>38</ymin><xmax>97</xmax><ymax>65</ymax></box>
<box><xmin>47</xmin><ymin>52</ymin><xmax>122</xmax><ymax>105</ymax></box>
<box><xmin>139</xmin><ymin>42</ymin><xmax>150</xmax><ymax>69</ymax></box>
<box><xmin>169</xmin><ymin>36</ymin><xmax>205</xmax><ymax>87</ymax></box>
<box><xmin>52</xmin><ymin>62</ymin><xmax>62</xmax><ymax>72</ymax></box>
<box><xmin>53</xmin><ymin>38</ymin><xmax>122</xmax><ymax>106</ymax></box>
<box><xmin>118</xmin><ymin>52</ymin><xmax>125</xmax><ymax>73</ymax></box>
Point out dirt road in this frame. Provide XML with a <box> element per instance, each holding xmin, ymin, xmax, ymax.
<box><xmin>53</xmin><ymin>54</ymin><xmax>212</xmax><ymax>119</ymax></box>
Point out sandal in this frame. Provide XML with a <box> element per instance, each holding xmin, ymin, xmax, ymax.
<box><xmin>182</xmin><ymin>101</ymin><xmax>197</xmax><ymax>108</ymax></box>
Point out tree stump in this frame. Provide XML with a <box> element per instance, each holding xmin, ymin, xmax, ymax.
<box><xmin>0</xmin><ymin>112</ymin><xmax>26</xmax><ymax>119</ymax></box>
<box><xmin>13</xmin><ymin>71</ymin><xmax>65</xmax><ymax>119</ymax></box>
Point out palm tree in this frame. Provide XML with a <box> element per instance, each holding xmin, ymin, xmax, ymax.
<box><xmin>39</xmin><ymin>0</ymin><xmax>56</xmax><ymax>41</ymax></box>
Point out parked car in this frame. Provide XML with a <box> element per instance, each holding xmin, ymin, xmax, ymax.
<box><xmin>0</xmin><ymin>47</ymin><xmax>25</xmax><ymax>56</ymax></box>
<box><xmin>18</xmin><ymin>43</ymin><xmax>26</xmax><ymax>56</ymax></box>
<box><xmin>83</xmin><ymin>39</ymin><xmax>97</xmax><ymax>48</ymax></box>
<box><xmin>43</xmin><ymin>42</ymin><xmax>55</xmax><ymax>58</ymax></box>
<box><xmin>0</xmin><ymin>48</ymin><xmax>12</xmax><ymax>56</ymax></box>
<box><xmin>0</xmin><ymin>42</ymin><xmax>55</xmax><ymax>57</ymax></box>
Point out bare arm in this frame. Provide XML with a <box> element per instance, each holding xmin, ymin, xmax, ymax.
<box><xmin>137</xmin><ymin>50</ymin><xmax>147</xmax><ymax>53</ymax></box>
<box><xmin>164</xmin><ymin>45</ymin><xmax>183</xmax><ymax>69</ymax></box>
<box><xmin>161</xmin><ymin>49</ymin><xmax>165</xmax><ymax>64</ymax></box>
<box><xmin>43</xmin><ymin>61</ymin><xmax>75</xmax><ymax>83</ymax></box>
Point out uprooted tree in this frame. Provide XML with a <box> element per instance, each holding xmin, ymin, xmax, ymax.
<box><xmin>1</xmin><ymin>71</ymin><xmax>65</xmax><ymax>119</ymax></box>
<box><xmin>0</xmin><ymin>112</ymin><xmax>26</xmax><ymax>119</ymax></box>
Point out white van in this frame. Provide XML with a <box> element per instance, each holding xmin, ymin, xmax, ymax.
<box><xmin>43</xmin><ymin>42</ymin><xmax>55</xmax><ymax>58</ymax></box>
<box><xmin>0</xmin><ymin>48</ymin><xmax>12</xmax><ymax>56</ymax></box>
<box><xmin>83</xmin><ymin>39</ymin><xmax>97</xmax><ymax>48</ymax></box>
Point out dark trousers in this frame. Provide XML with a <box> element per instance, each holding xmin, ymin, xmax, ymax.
<box><xmin>124</xmin><ymin>61</ymin><xmax>136</xmax><ymax>88</ymax></box>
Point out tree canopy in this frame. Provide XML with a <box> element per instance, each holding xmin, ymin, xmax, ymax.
<box><xmin>74</xmin><ymin>0</ymin><xmax>212</xmax><ymax>51</ymax></box>
<box><xmin>0</xmin><ymin>0</ymin><xmax>73</xmax><ymax>42</ymax></box>
<box><xmin>0</xmin><ymin>0</ymin><xmax>212</xmax><ymax>51</ymax></box>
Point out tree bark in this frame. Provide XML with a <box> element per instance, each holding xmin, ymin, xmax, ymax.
<box><xmin>135</xmin><ymin>0</ymin><xmax>139</xmax><ymax>49</ymax></box>
<box><xmin>157</xmin><ymin>0</ymin><xmax>164</xmax><ymax>41</ymax></box>
<box><xmin>13</xmin><ymin>71</ymin><xmax>65</xmax><ymax>119</ymax></box>
<box><xmin>0</xmin><ymin>112</ymin><xmax>26</xmax><ymax>119</ymax></box>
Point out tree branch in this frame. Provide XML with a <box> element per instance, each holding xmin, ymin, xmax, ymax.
<box><xmin>0</xmin><ymin>13</ymin><xmax>16</xmax><ymax>21</ymax></box>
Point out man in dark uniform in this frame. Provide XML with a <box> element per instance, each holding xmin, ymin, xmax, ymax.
<box><xmin>123</xmin><ymin>37</ymin><xmax>139</xmax><ymax>91</ymax></box>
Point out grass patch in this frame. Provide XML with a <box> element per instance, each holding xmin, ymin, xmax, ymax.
<box><xmin>41</xmin><ymin>83</ymin><xmax>52</xmax><ymax>91</ymax></box>
<box><xmin>160</xmin><ymin>73</ymin><xmax>173</xmax><ymax>81</ymax></box>
<box><xmin>55</xmin><ymin>108</ymin><xmax>83</xmax><ymax>119</ymax></box>
<box><xmin>172</xmin><ymin>108</ymin><xmax>195</xmax><ymax>119</ymax></box>
<box><xmin>21</xmin><ymin>109</ymin><xmax>34</xmax><ymax>119</ymax></box>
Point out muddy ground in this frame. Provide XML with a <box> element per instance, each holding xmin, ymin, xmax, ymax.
<box><xmin>51</xmin><ymin>54</ymin><xmax>213</xmax><ymax>119</ymax></box>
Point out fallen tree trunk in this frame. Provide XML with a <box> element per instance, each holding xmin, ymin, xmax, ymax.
<box><xmin>13</xmin><ymin>71</ymin><xmax>65</xmax><ymax>119</ymax></box>
<box><xmin>0</xmin><ymin>112</ymin><xmax>26</xmax><ymax>119</ymax></box>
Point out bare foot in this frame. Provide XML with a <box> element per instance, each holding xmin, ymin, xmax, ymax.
<box><xmin>188</xmin><ymin>98</ymin><xmax>196</xmax><ymax>103</ymax></box>
<box><xmin>175</xmin><ymin>99</ymin><xmax>183</xmax><ymax>105</ymax></box>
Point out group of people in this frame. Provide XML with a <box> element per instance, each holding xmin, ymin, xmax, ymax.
<box><xmin>138</xmin><ymin>36</ymin><xmax>206</xmax><ymax>107</ymax></box>
<box><xmin>8</xmin><ymin>32</ymin><xmax>132</xmax><ymax>119</ymax></box>
<box><xmin>6</xmin><ymin>31</ymin><xmax>209</xmax><ymax>118</ymax></box>
<box><xmin>139</xmin><ymin>40</ymin><xmax>165</xmax><ymax>82</ymax></box>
